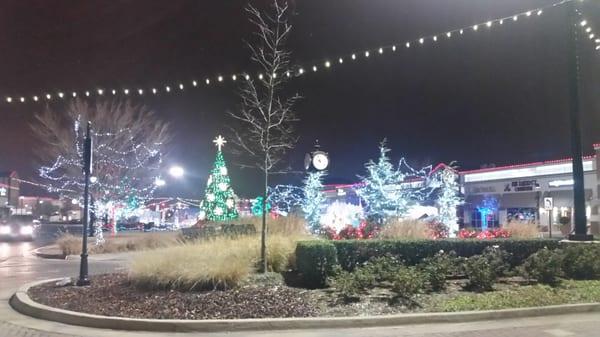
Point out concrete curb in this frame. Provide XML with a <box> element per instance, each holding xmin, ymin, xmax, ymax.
<box><xmin>31</xmin><ymin>246</ymin><xmax>66</xmax><ymax>260</ymax></box>
<box><xmin>10</xmin><ymin>278</ymin><xmax>600</xmax><ymax>333</ymax></box>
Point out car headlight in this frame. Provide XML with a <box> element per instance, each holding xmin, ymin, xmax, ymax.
<box><xmin>0</xmin><ymin>225</ymin><xmax>10</xmax><ymax>235</ymax></box>
<box><xmin>20</xmin><ymin>226</ymin><xmax>33</xmax><ymax>235</ymax></box>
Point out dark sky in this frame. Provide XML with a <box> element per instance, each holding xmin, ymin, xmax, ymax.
<box><xmin>0</xmin><ymin>0</ymin><xmax>599</xmax><ymax>198</ymax></box>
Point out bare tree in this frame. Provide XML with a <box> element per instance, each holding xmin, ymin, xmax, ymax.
<box><xmin>32</xmin><ymin>98</ymin><xmax>170</xmax><ymax>208</ymax></box>
<box><xmin>228</xmin><ymin>1</ymin><xmax>299</xmax><ymax>273</ymax></box>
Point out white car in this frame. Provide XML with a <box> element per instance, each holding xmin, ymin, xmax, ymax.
<box><xmin>0</xmin><ymin>215</ymin><xmax>36</xmax><ymax>241</ymax></box>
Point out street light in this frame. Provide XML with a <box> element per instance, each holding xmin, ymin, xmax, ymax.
<box><xmin>154</xmin><ymin>178</ymin><xmax>166</xmax><ymax>187</ymax></box>
<box><xmin>169</xmin><ymin>166</ymin><xmax>184</xmax><ymax>178</ymax></box>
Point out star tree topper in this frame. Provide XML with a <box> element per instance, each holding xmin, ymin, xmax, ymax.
<box><xmin>213</xmin><ymin>135</ymin><xmax>227</xmax><ymax>151</ymax></box>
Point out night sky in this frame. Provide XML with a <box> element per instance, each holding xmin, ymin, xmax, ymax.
<box><xmin>0</xmin><ymin>0</ymin><xmax>599</xmax><ymax>198</ymax></box>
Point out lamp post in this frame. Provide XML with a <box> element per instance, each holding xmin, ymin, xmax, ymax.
<box><xmin>566</xmin><ymin>2</ymin><xmax>593</xmax><ymax>241</ymax></box>
<box><xmin>77</xmin><ymin>121</ymin><xmax>93</xmax><ymax>286</ymax></box>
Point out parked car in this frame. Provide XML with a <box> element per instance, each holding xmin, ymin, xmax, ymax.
<box><xmin>0</xmin><ymin>215</ymin><xmax>37</xmax><ymax>241</ymax></box>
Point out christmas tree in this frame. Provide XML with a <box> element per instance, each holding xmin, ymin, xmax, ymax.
<box><xmin>357</xmin><ymin>140</ymin><xmax>411</xmax><ymax>223</ymax></box>
<box><xmin>432</xmin><ymin>166</ymin><xmax>462</xmax><ymax>237</ymax></box>
<box><xmin>201</xmin><ymin>135</ymin><xmax>239</xmax><ymax>221</ymax></box>
<box><xmin>302</xmin><ymin>171</ymin><xmax>327</xmax><ymax>233</ymax></box>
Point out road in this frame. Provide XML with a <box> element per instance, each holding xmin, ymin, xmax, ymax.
<box><xmin>1</xmin><ymin>226</ymin><xmax>600</xmax><ymax>336</ymax></box>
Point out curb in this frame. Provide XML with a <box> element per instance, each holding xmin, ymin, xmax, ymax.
<box><xmin>10</xmin><ymin>278</ymin><xmax>600</xmax><ymax>333</ymax></box>
<box><xmin>31</xmin><ymin>247</ymin><xmax>66</xmax><ymax>260</ymax></box>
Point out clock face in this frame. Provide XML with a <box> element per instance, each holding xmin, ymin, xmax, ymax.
<box><xmin>312</xmin><ymin>152</ymin><xmax>329</xmax><ymax>170</ymax></box>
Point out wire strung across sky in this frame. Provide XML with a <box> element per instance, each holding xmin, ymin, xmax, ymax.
<box><xmin>2</xmin><ymin>0</ymin><xmax>597</xmax><ymax>105</ymax></box>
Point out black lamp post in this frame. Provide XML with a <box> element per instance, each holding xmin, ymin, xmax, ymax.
<box><xmin>566</xmin><ymin>2</ymin><xmax>593</xmax><ymax>241</ymax></box>
<box><xmin>77</xmin><ymin>121</ymin><xmax>93</xmax><ymax>286</ymax></box>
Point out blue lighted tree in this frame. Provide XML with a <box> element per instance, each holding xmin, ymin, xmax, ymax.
<box><xmin>302</xmin><ymin>171</ymin><xmax>327</xmax><ymax>233</ymax></box>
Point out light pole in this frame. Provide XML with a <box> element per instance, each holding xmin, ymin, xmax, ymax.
<box><xmin>77</xmin><ymin>121</ymin><xmax>93</xmax><ymax>286</ymax></box>
<box><xmin>566</xmin><ymin>2</ymin><xmax>593</xmax><ymax>241</ymax></box>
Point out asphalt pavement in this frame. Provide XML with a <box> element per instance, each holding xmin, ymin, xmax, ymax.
<box><xmin>1</xmin><ymin>225</ymin><xmax>600</xmax><ymax>336</ymax></box>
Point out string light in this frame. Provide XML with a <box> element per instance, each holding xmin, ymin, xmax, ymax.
<box><xmin>179</xmin><ymin>83</ymin><xmax>184</xmax><ymax>89</ymax></box>
<box><xmin>3</xmin><ymin>0</ymin><xmax>585</xmax><ymax>104</ymax></box>
<box><xmin>124</xmin><ymin>89</ymin><xmax>129</xmax><ymax>95</ymax></box>
<box><xmin>58</xmin><ymin>92</ymin><xmax>64</xmax><ymax>98</ymax></box>
<box><xmin>72</xmin><ymin>92</ymin><xmax>77</xmax><ymax>97</ymax></box>
<box><xmin>85</xmin><ymin>91</ymin><xmax>90</xmax><ymax>97</ymax></box>
<box><xmin>138</xmin><ymin>89</ymin><xmax>143</xmax><ymax>95</ymax></box>
<box><xmin>33</xmin><ymin>96</ymin><xmax>38</xmax><ymax>101</ymax></box>
<box><xmin>5</xmin><ymin>97</ymin><xmax>11</xmax><ymax>103</ymax></box>
<box><xmin>20</xmin><ymin>97</ymin><xmax>25</xmax><ymax>102</ymax></box>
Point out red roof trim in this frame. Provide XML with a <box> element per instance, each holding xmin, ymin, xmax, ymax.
<box><xmin>459</xmin><ymin>155</ymin><xmax>596</xmax><ymax>175</ymax></box>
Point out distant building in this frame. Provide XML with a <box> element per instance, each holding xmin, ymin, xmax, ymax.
<box><xmin>0</xmin><ymin>171</ymin><xmax>20</xmax><ymax>217</ymax></box>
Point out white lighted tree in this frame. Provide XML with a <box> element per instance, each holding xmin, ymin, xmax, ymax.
<box><xmin>302</xmin><ymin>171</ymin><xmax>326</xmax><ymax>233</ymax></box>
<box><xmin>431</xmin><ymin>166</ymin><xmax>462</xmax><ymax>237</ymax></box>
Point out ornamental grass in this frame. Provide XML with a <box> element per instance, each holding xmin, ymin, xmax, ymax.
<box><xmin>503</xmin><ymin>221</ymin><xmax>541</xmax><ymax>239</ymax></box>
<box><xmin>128</xmin><ymin>233</ymin><xmax>306</xmax><ymax>291</ymax></box>
<box><xmin>377</xmin><ymin>218</ymin><xmax>430</xmax><ymax>240</ymax></box>
<box><xmin>56</xmin><ymin>232</ymin><xmax>180</xmax><ymax>255</ymax></box>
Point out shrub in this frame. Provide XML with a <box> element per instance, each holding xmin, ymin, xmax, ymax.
<box><xmin>519</xmin><ymin>248</ymin><xmax>564</xmax><ymax>285</ymax></box>
<box><xmin>504</xmin><ymin>222</ymin><xmax>540</xmax><ymax>239</ymax></box>
<box><xmin>427</xmin><ymin>220</ymin><xmax>449</xmax><ymax>239</ymax></box>
<box><xmin>378</xmin><ymin>218</ymin><xmax>430</xmax><ymax>240</ymax></box>
<box><xmin>129</xmin><ymin>234</ymin><xmax>300</xmax><ymax>291</ymax></box>
<box><xmin>562</xmin><ymin>244</ymin><xmax>600</xmax><ymax>280</ymax></box>
<box><xmin>391</xmin><ymin>266</ymin><xmax>427</xmax><ymax>299</ymax></box>
<box><xmin>56</xmin><ymin>233</ymin><xmax>81</xmax><ymax>255</ymax></box>
<box><xmin>420</xmin><ymin>250</ymin><xmax>460</xmax><ymax>291</ymax></box>
<box><xmin>462</xmin><ymin>247</ymin><xmax>509</xmax><ymax>291</ymax></box>
<box><xmin>295</xmin><ymin>240</ymin><xmax>338</xmax><ymax>288</ymax></box>
<box><xmin>330</xmin><ymin>239</ymin><xmax>557</xmax><ymax>271</ymax></box>
<box><xmin>330</xmin><ymin>267</ymin><xmax>376</xmax><ymax>302</ymax></box>
<box><xmin>362</xmin><ymin>256</ymin><xmax>404</xmax><ymax>283</ymax></box>
<box><xmin>458</xmin><ymin>228</ymin><xmax>511</xmax><ymax>239</ymax></box>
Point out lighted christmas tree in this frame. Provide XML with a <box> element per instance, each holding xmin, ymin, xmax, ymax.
<box><xmin>201</xmin><ymin>135</ymin><xmax>239</xmax><ymax>221</ymax></box>
<box><xmin>302</xmin><ymin>170</ymin><xmax>327</xmax><ymax>233</ymax></box>
<box><xmin>432</xmin><ymin>166</ymin><xmax>462</xmax><ymax>237</ymax></box>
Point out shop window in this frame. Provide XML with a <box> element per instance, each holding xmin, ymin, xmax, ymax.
<box><xmin>507</xmin><ymin>208</ymin><xmax>537</xmax><ymax>223</ymax></box>
<box><xmin>470</xmin><ymin>210</ymin><xmax>499</xmax><ymax>229</ymax></box>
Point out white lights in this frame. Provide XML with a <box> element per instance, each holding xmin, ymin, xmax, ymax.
<box><xmin>154</xmin><ymin>178</ymin><xmax>166</xmax><ymax>187</ymax></box>
<box><xmin>446</xmin><ymin>32</ymin><xmax>452</xmax><ymax>38</ymax></box>
<box><xmin>152</xmin><ymin>88</ymin><xmax>157</xmax><ymax>94</ymax></box>
<box><xmin>89</xmin><ymin>176</ymin><xmax>98</xmax><ymax>183</ymax></box>
<box><xmin>232</xmin><ymin>74</ymin><xmax>237</xmax><ymax>81</ymax></box>
<box><xmin>432</xmin><ymin>36</ymin><xmax>437</xmax><ymax>41</ymax></box>
<box><xmin>218</xmin><ymin>75</ymin><xmax>223</xmax><ymax>82</ymax></box>
<box><xmin>338</xmin><ymin>57</ymin><xmax>344</xmax><ymax>63</ymax></box>
<box><xmin>179</xmin><ymin>83</ymin><xmax>184</xmax><ymax>89</ymax></box>
<box><xmin>112</xmin><ymin>89</ymin><xmax>116</xmax><ymax>95</ymax></box>
<box><xmin>459</xmin><ymin>29</ymin><xmax>464</xmax><ymax>34</ymax></box>
<box><xmin>192</xmin><ymin>80</ymin><xmax>197</xmax><ymax>86</ymax></box>
<box><xmin>0</xmin><ymin>225</ymin><xmax>10</xmax><ymax>235</ymax></box>
<box><xmin>205</xmin><ymin>78</ymin><xmax>210</xmax><ymax>85</ymax></box>
<box><xmin>364</xmin><ymin>50</ymin><xmax>370</xmax><ymax>57</ymax></box>
<box><xmin>312</xmin><ymin>65</ymin><xmax>317</xmax><ymax>72</ymax></box>
<box><xmin>548</xmin><ymin>179</ymin><xmax>574</xmax><ymax>187</ymax></box>
<box><xmin>499</xmin><ymin>19</ymin><xmax>504</xmax><ymax>25</ymax></box>
<box><xmin>85</xmin><ymin>91</ymin><xmax>90</xmax><ymax>96</ymax></box>
<box><xmin>97</xmin><ymin>89</ymin><xmax>103</xmax><ymax>95</ymax></box>
<box><xmin>581</xmin><ymin>20</ymin><xmax>588</xmax><ymax>26</ymax></box>
<box><xmin>486</xmin><ymin>21</ymin><xmax>492</xmax><ymax>27</ymax></box>
<box><xmin>596</xmin><ymin>45</ymin><xmax>600</xmax><ymax>50</ymax></box>
<box><xmin>165</xmin><ymin>86</ymin><xmax>171</xmax><ymax>92</ymax></box>
<box><xmin>71</xmin><ymin>198</ymin><xmax>79</xmax><ymax>205</ymax></box>
<box><xmin>19</xmin><ymin>97</ymin><xmax>25</xmax><ymax>102</ymax></box>
<box><xmin>258</xmin><ymin>73</ymin><xmax>264</xmax><ymax>79</ymax></box>
<box><xmin>33</xmin><ymin>96</ymin><xmax>38</xmax><ymax>101</ymax></box>
<box><xmin>244</xmin><ymin>74</ymin><xmax>250</xmax><ymax>80</ymax></box>
<box><xmin>20</xmin><ymin>225</ymin><xmax>33</xmax><ymax>236</ymax></box>
<box><xmin>590</xmin><ymin>34</ymin><xmax>595</xmax><ymax>39</ymax></box>
<box><xmin>537</xmin><ymin>10</ymin><xmax>542</xmax><ymax>16</ymax></box>
<box><xmin>272</xmin><ymin>72</ymin><xmax>277</xmax><ymax>78</ymax></box>
<box><xmin>464</xmin><ymin>160</ymin><xmax>594</xmax><ymax>183</ymax></box>
<box><xmin>419</xmin><ymin>38</ymin><xmax>424</xmax><ymax>44</ymax></box>
<box><xmin>124</xmin><ymin>88</ymin><xmax>129</xmax><ymax>95</ymax></box>
<box><xmin>473</xmin><ymin>24</ymin><xmax>478</xmax><ymax>31</ymax></box>
<box><xmin>58</xmin><ymin>92</ymin><xmax>64</xmax><ymax>98</ymax></box>
<box><xmin>526</xmin><ymin>11</ymin><xmax>531</xmax><ymax>17</ymax></box>
<box><xmin>169</xmin><ymin>166</ymin><xmax>184</xmax><ymax>178</ymax></box>
<box><xmin>392</xmin><ymin>45</ymin><xmax>396</xmax><ymax>51</ymax></box>
<box><xmin>298</xmin><ymin>68</ymin><xmax>304</xmax><ymax>75</ymax></box>
<box><xmin>46</xmin><ymin>94</ymin><xmax>51</xmax><ymax>100</ymax></box>
<box><xmin>351</xmin><ymin>53</ymin><xmax>356</xmax><ymax>59</ymax></box>
<box><xmin>324</xmin><ymin>60</ymin><xmax>331</xmax><ymax>68</ymax></box>
<box><xmin>378</xmin><ymin>47</ymin><xmax>383</xmax><ymax>54</ymax></box>
<box><xmin>586</xmin><ymin>27</ymin><xmax>592</xmax><ymax>33</ymax></box>
<box><xmin>405</xmin><ymin>42</ymin><xmax>410</xmax><ymax>48</ymax></box>
<box><xmin>138</xmin><ymin>89</ymin><xmax>143</xmax><ymax>95</ymax></box>
<box><xmin>72</xmin><ymin>92</ymin><xmax>77</xmax><ymax>97</ymax></box>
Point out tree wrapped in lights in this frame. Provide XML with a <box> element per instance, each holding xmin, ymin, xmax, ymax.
<box><xmin>34</xmin><ymin>99</ymin><xmax>169</xmax><ymax>242</ymax></box>
<box><xmin>431</xmin><ymin>166</ymin><xmax>462</xmax><ymax>237</ymax></box>
<box><xmin>357</xmin><ymin>141</ymin><xmax>430</xmax><ymax>224</ymax></box>
<box><xmin>302</xmin><ymin>171</ymin><xmax>326</xmax><ymax>233</ymax></box>
<box><xmin>201</xmin><ymin>136</ymin><xmax>239</xmax><ymax>221</ymax></box>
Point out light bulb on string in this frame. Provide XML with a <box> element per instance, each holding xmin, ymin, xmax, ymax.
<box><xmin>138</xmin><ymin>89</ymin><xmax>143</xmax><ymax>95</ymax></box>
<box><xmin>286</xmin><ymin>71</ymin><xmax>290</xmax><ymax>77</ymax></box>
<box><xmin>58</xmin><ymin>92</ymin><xmax>64</xmax><ymax>98</ymax></box>
<box><xmin>351</xmin><ymin>53</ymin><xmax>356</xmax><ymax>59</ymax></box>
<box><xmin>97</xmin><ymin>89</ymin><xmax>104</xmax><ymax>95</ymax></box>
<box><xmin>244</xmin><ymin>74</ymin><xmax>250</xmax><ymax>80</ymax></box>
<box><xmin>433</xmin><ymin>36</ymin><xmax>437</xmax><ymax>41</ymax></box>
<box><xmin>378</xmin><ymin>47</ymin><xmax>383</xmax><ymax>54</ymax></box>
<box><xmin>586</xmin><ymin>27</ymin><xmax>592</xmax><ymax>33</ymax></box>
<box><xmin>486</xmin><ymin>21</ymin><xmax>492</xmax><ymax>27</ymax></box>
<box><xmin>272</xmin><ymin>72</ymin><xmax>277</xmax><ymax>78</ymax></box>
<box><xmin>405</xmin><ymin>42</ymin><xmax>410</xmax><ymax>48</ymax></box>
<box><xmin>325</xmin><ymin>61</ymin><xmax>331</xmax><ymax>68</ymax></box>
<box><xmin>537</xmin><ymin>10</ymin><xmax>542</xmax><ymax>15</ymax></box>
<box><xmin>123</xmin><ymin>89</ymin><xmax>129</xmax><ymax>95</ymax></box>
<box><xmin>152</xmin><ymin>88</ymin><xmax>157</xmax><ymax>94</ymax></box>
<box><xmin>258</xmin><ymin>73</ymin><xmax>264</xmax><ymax>79</ymax></box>
<box><xmin>419</xmin><ymin>38</ymin><xmax>424</xmax><ymax>44</ymax></box>
<box><xmin>392</xmin><ymin>45</ymin><xmax>396</xmax><ymax>51</ymax></box>
<box><xmin>192</xmin><ymin>80</ymin><xmax>197</xmax><ymax>87</ymax></box>
<box><xmin>581</xmin><ymin>20</ymin><xmax>587</xmax><ymax>26</ymax></box>
<box><xmin>312</xmin><ymin>65</ymin><xmax>317</xmax><ymax>72</ymax></box>
<box><xmin>33</xmin><ymin>96</ymin><xmax>38</xmax><ymax>101</ymax></box>
<box><xmin>590</xmin><ymin>34</ymin><xmax>595</xmax><ymax>39</ymax></box>
<box><xmin>46</xmin><ymin>94</ymin><xmax>51</xmax><ymax>100</ymax></box>
<box><xmin>206</xmin><ymin>78</ymin><xmax>210</xmax><ymax>85</ymax></box>
<box><xmin>72</xmin><ymin>92</ymin><xmax>77</xmax><ymax>97</ymax></box>
<box><xmin>459</xmin><ymin>29</ymin><xmax>464</xmax><ymax>34</ymax></box>
<box><xmin>473</xmin><ymin>24</ymin><xmax>478</xmax><ymax>31</ymax></box>
<box><xmin>232</xmin><ymin>74</ymin><xmax>237</xmax><ymax>81</ymax></box>
<box><xmin>20</xmin><ymin>97</ymin><xmax>25</xmax><ymax>102</ymax></box>
<box><xmin>513</xmin><ymin>15</ymin><xmax>518</xmax><ymax>21</ymax></box>
<box><xmin>85</xmin><ymin>91</ymin><xmax>90</xmax><ymax>96</ymax></box>
<box><xmin>499</xmin><ymin>19</ymin><xmax>504</xmax><ymax>25</ymax></box>
<box><xmin>5</xmin><ymin>97</ymin><xmax>11</xmax><ymax>103</ymax></box>
<box><xmin>218</xmin><ymin>76</ymin><xmax>223</xmax><ymax>82</ymax></box>
<box><xmin>112</xmin><ymin>89</ymin><xmax>116</xmax><ymax>95</ymax></box>
<box><xmin>338</xmin><ymin>57</ymin><xmax>344</xmax><ymax>63</ymax></box>
<box><xmin>365</xmin><ymin>51</ymin><xmax>370</xmax><ymax>57</ymax></box>
<box><xmin>165</xmin><ymin>86</ymin><xmax>171</xmax><ymax>92</ymax></box>
<box><xmin>526</xmin><ymin>11</ymin><xmax>531</xmax><ymax>16</ymax></box>
<box><xmin>298</xmin><ymin>68</ymin><xmax>304</xmax><ymax>75</ymax></box>
<box><xmin>179</xmin><ymin>83</ymin><xmax>184</xmax><ymax>89</ymax></box>
<box><xmin>446</xmin><ymin>32</ymin><xmax>452</xmax><ymax>37</ymax></box>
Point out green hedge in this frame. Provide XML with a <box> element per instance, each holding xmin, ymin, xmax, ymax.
<box><xmin>295</xmin><ymin>239</ymin><xmax>560</xmax><ymax>285</ymax></box>
<box><xmin>295</xmin><ymin>240</ymin><xmax>338</xmax><ymax>288</ymax></box>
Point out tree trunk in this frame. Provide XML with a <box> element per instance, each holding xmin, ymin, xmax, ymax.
<box><xmin>260</xmin><ymin>166</ymin><xmax>268</xmax><ymax>273</ymax></box>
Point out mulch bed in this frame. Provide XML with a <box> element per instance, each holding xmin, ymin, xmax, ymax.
<box><xmin>28</xmin><ymin>273</ymin><xmax>318</xmax><ymax>320</ymax></box>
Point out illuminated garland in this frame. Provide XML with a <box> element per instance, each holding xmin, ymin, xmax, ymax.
<box><xmin>4</xmin><ymin>0</ymin><xmax>592</xmax><ymax>105</ymax></box>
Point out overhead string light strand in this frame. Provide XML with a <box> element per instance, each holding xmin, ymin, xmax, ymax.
<box><xmin>5</xmin><ymin>0</ymin><xmax>591</xmax><ymax>105</ymax></box>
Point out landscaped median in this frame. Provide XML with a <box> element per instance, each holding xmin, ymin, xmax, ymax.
<box><xmin>12</xmin><ymin>235</ymin><xmax>600</xmax><ymax>332</ymax></box>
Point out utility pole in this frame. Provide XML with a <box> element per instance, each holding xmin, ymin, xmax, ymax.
<box><xmin>566</xmin><ymin>1</ymin><xmax>593</xmax><ymax>241</ymax></box>
<box><xmin>77</xmin><ymin>121</ymin><xmax>93</xmax><ymax>286</ymax></box>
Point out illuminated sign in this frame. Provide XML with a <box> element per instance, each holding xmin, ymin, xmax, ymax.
<box><xmin>548</xmin><ymin>179</ymin><xmax>574</xmax><ymax>187</ymax></box>
<box><xmin>0</xmin><ymin>187</ymin><xmax>6</xmax><ymax>197</ymax></box>
<box><xmin>463</xmin><ymin>160</ymin><xmax>594</xmax><ymax>183</ymax></box>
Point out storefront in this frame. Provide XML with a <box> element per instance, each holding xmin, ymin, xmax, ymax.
<box><xmin>459</xmin><ymin>144</ymin><xmax>600</xmax><ymax>234</ymax></box>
